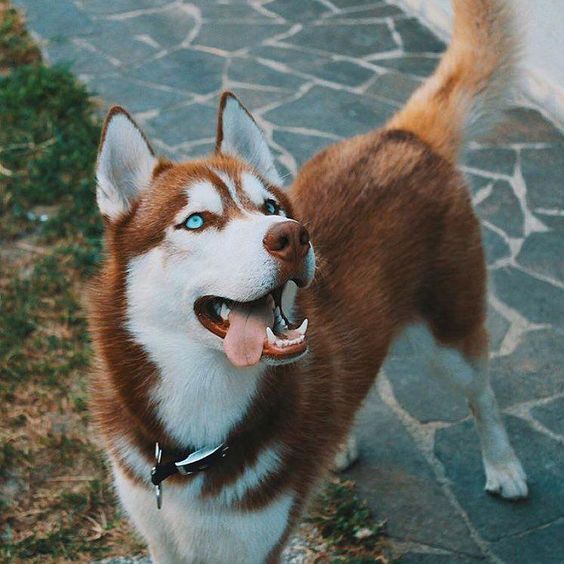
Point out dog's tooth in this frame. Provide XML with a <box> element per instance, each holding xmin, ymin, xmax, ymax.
<box><xmin>266</xmin><ymin>327</ymin><xmax>276</xmax><ymax>345</ymax></box>
<box><xmin>276</xmin><ymin>310</ymin><xmax>287</xmax><ymax>326</ymax></box>
<box><xmin>297</xmin><ymin>319</ymin><xmax>308</xmax><ymax>336</ymax></box>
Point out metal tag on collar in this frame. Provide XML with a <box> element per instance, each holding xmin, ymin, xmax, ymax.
<box><xmin>175</xmin><ymin>443</ymin><xmax>228</xmax><ymax>475</ymax></box>
<box><xmin>152</xmin><ymin>442</ymin><xmax>163</xmax><ymax>510</ymax></box>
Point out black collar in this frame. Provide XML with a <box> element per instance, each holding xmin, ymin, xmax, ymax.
<box><xmin>150</xmin><ymin>442</ymin><xmax>229</xmax><ymax>509</ymax></box>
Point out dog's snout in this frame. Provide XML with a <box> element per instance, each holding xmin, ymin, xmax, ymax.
<box><xmin>263</xmin><ymin>221</ymin><xmax>310</xmax><ymax>264</ymax></box>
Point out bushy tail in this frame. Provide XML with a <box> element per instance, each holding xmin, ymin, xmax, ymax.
<box><xmin>387</xmin><ymin>0</ymin><xmax>518</xmax><ymax>162</ymax></box>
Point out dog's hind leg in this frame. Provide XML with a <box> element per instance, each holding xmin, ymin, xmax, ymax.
<box><xmin>407</xmin><ymin>323</ymin><xmax>527</xmax><ymax>499</ymax></box>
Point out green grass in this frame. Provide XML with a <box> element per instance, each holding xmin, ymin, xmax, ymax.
<box><xmin>0</xmin><ymin>3</ymin><xmax>143</xmax><ymax>561</ymax></box>
<box><xmin>0</xmin><ymin>2</ymin><xmax>101</xmax><ymax>387</ymax></box>
<box><xmin>308</xmin><ymin>477</ymin><xmax>388</xmax><ymax>562</ymax></box>
<box><xmin>0</xmin><ymin>64</ymin><xmax>102</xmax><ymax>240</ymax></box>
<box><xmin>0</xmin><ymin>0</ymin><xmax>39</xmax><ymax>70</ymax></box>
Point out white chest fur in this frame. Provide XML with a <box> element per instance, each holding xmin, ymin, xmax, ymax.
<box><xmin>148</xmin><ymin>344</ymin><xmax>262</xmax><ymax>448</ymax></box>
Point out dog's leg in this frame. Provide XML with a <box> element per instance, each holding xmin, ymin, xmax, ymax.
<box><xmin>436</xmin><ymin>348</ymin><xmax>527</xmax><ymax>499</ymax></box>
<box><xmin>407</xmin><ymin>324</ymin><xmax>528</xmax><ymax>499</ymax></box>
<box><xmin>466</xmin><ymin>367</ymin><xmax>528</xmax><ymax>500</ymax></box>
<box><xmin>333</xmin><ymin>433</ymin><xmax>359</xmax><ymax>472</ymax></box>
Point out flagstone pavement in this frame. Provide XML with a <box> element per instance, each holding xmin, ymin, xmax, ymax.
<box><xmin>14</xmin><ymin>0</ymin><xmax>564</xmax><ymax>562</ymax></box>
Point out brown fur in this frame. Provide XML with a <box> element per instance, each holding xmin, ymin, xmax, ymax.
<box><xmin>89</xmin><ymin>0</ymin><xmax>516</xmax><ymax>557</ymax></box>
<box><xmin>388</xmin><ymin>0</ymin><xmax>517</xmax><ymax>161</ymax></box>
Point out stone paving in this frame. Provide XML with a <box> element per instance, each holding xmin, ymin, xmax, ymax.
<box><xmin>13</xmin><ymin>0</ymin><xmax>564</xmax><ymax>562</ymax></box>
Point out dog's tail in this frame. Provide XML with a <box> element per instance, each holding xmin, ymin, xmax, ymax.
<box><xmin>387</xmin><ymin>0</ymin><xmax>518</xmax><ymax>162</ymax></box>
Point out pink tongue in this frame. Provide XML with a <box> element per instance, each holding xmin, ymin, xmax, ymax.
<box><xmin>224</xmin><ymin>297</ymin><xmax>274</xmax><ymax>368</ymax></box>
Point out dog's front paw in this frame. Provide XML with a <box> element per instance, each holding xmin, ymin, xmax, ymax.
<box><xmin>484</xmin><ymin>456</ymin><xmax>528</xmax><ymax>500</ymax></box>
<box><xmin>333</xmin><ymin>434</ymin><xmax>359</xmax><ymax>472</ymax></box>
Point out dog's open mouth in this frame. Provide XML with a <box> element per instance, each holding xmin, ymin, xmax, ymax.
<box><xmin>194</xmin><ymin>285</ymin><xmax>308</xmax><ymax>368</ymax></box>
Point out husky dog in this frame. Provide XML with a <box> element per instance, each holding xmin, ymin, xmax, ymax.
<box><xmin>89</xmin><ymin>1</ymin><xmax>527</xmax><ymax>561</ymax></box>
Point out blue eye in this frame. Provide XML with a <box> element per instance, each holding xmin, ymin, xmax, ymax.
<box><xmin>264</xmin><ymin>199</ymin><xmax>279</xmax><ymax>215</ymax></box>
<box><xmin>185</xmin><ymin>213</ymin><xmax>205</xmax><ymax>230</ymax></box>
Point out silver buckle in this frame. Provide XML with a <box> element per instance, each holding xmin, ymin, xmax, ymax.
<box><xmin>175</xmin><ymin>443</ymin><xmax>226</xmax><ymax>475</ymax></box>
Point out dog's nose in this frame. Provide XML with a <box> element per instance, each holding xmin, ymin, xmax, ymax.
<box><xmin>263</xmin><ymin>221</ymin><xmax>310</xmax><ymax>264</ymax></box>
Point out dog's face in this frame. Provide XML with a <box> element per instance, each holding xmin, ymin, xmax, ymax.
<box><xmin>95</xmin><ymin>94</ymin><xmax>315</xmax><ymax>368</ymax></box>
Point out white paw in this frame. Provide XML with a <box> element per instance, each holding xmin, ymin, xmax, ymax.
<box><xmin>484</xmin><ymin>456</ymin><xmax>528</xmax><ymax>500</ymax></box>
<box><xmin>333</xmin><ymin>435</ymin><xmax>359</xmax><ymax>472</ymax></box>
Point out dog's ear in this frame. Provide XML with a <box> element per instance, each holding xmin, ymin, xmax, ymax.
<box><xmin>216</xmin><ymin>92</ymin><xmax>281</xmax><ymax>185</ymax></box>
<box><xmin>96</xmin><ymin>106</ymin><xmax>157</xmax><ymax>221</ymax></box>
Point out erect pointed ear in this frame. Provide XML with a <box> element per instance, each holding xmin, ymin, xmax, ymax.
<box><xmin>96</xmin><ymin>106</ymin><xmax>157</xmax><ymax>221</ymax></box>
<box><xmin>216</xmin><ymin>92</ymin><xmax>282</xmax><ymax>185</ymax></box>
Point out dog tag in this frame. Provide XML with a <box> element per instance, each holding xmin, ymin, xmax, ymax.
<box><xmin>153</xmin><ymin>442</ymin><xmax>163</xmax><ymax>509</ymax></box>
<box><xmin>154</xmin><ymin>482</ymin><xmax>162</xmax><ymax>510</ymax></box>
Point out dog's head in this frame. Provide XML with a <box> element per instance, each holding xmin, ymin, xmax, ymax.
<box><xmin>95</xmin><ymin>93</ymin><xmax>315</xmax><ymax>369</ymax></box>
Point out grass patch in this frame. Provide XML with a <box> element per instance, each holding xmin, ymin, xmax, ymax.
<box><xmin>0</xmin><ymin>0</ymin><xmax>39</xmax><ymax>71</ymax></box>
<box><xmin>0</xmin><ymin>63</ymin><xmax>102</xmax><ymax>239</ymax></box>
<box><xmin>0</xmin><ymin>3</ymin><xmax>143</xmax><ymax>561</ymax></box>
<box><xmin>308</xmin><ymin>477</ymin><xmax>388</xmax><ymax>562</ymax></box>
